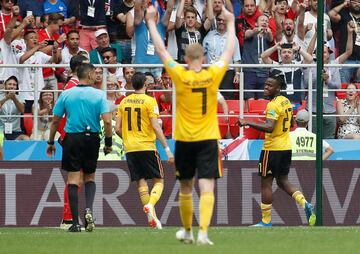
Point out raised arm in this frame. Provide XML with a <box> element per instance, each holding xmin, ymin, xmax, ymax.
<box><xmin>337</xmin><ymin>21</ymin><xmax>355</xmax><ymax>64</ymax></box>
<box><xmin>146</xmin><ymin>5</ymin><xmax>173</xmax><ymax>63</ymax></box>
<box><xmin>134</xmin><ymin>0</ymin><xmax>145</xmax><ymax>26</ymax></box>
<box><xmin>261</xmin><ymin>43</ymin><xmax>279</xmax><ymax>64</ymax></box>
<box><xmin>162</xmin><ymin>0</ymin><xmax>175</xmax><ymax>27</ymax></box>
<box><xmin>328</xmin><ymin>0</ymin><xmax>348</xmax><ymax>23</ymax></box>
<box><xmin>219</xmin><ymin>6</ymin><xmax>235</xmax><ymax>64</ymax></box>
<box><xmin>175</xmin><ymin>0</ymin><xmax>186</xmax><ymax>29</ymax></box>
<box><xmin>297</xmin><ymin>0</ymin><xmax>307</xmax><ymax>40</ymax></box>
<box><xmin>203</xmin><ymin>0</ymin><xmax>214</xmax><ymax>31</ymax></box>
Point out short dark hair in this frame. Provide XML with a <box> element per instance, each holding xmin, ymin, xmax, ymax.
<box><xmin>24</xmin><ymin>30</ymin><xmax>36</xmax><ymax>40</ymax></box>
<box><xmin>77</xmin><ymin>63</ymin><xmax>95</xmax><ymax>80</ymax></box>
<box><xmin>101</xmin><ymin>47</ymin><xmax>116</xmax><ymax>56</ymax></box>
<box><xmin>47</xmin><ymin>12</ymin><xmax>64</xmax><ymax>24</ymax></box>
<box><xmin>269</xmin><ymin>70</ymin><xmax>287</xmax><ymax>89</ymax></box>
<box><xmin>67</xmin><ymin>29</ymin><xmax>80</xmax><ymax>39</ymax></box>
<box><xmin>70</xmin><ymin>54</ymin><xmax>88</xmax><ymax>72</ymax></box>
<box><xmin>5</xmin><ymin>75</ymin><xmax>19</xmax><ymax>94</ymax></box>
<box><xmin>132</xmin><ymin>72</ymin><xmax>146</xmax><ymax>90</ymax></box>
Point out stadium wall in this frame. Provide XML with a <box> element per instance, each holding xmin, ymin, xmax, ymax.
<box><xmin>0</xmin><ymin>161</ymin><xmax>359</xmax><ymax>227</ymax></box>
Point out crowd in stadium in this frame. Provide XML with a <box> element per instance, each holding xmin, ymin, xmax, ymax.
<box><xmin>0</xmin><ymin>0</ymin><xmax>359</xmax><ymax>142</ymax></box>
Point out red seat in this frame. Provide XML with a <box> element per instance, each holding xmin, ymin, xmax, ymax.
<box><xmin>248</xmin><ymin>99</ymin><xmax>269</xmax><ymax>114</ymax></box>
<box><xmin>233</xmin><ymin>113</ymin><xmax>265</xmax><ymax>139</ymax></box>
<box><xmin>218</xmin><ymin>117</ymin><xmax>229</xmax><ymax>138</ymax></box>
<box><xmin>23</xmin><ymin>113</ymin><xmax>33</xmax><ymax>136</ymax></box>
<box><xmin>335</xmin><ymin>82</ymin><xmax>348</xmax><ymax>100</ymax></box>
<box><xmin>226</xmin><ymin>100</ymin><xmax>243</xmax><ymax>114</ymax></box>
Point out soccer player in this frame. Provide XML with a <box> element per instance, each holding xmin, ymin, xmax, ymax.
<box><xmin>146</xmin><ymin>5</ymin><xmax>236</xmax><ymax>245</ymax></box>
<box><xmin>47</xmin><ymin>63</ymin><xmax>113</xmax><ymax>232</ymax></box>
<box><xmin>238</xmin><ymin>71</ymin><xmax>316</xmax><ymax>227</ymax></box>
<box><xmin>115</xmin><ymin>72</ymin><xmax>174</xmax><ymax>230</ymax></box>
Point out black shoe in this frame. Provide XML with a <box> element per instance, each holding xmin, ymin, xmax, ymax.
<box><xmin>68</xmin><ymin>224</ymin><xmax>81</xmax><ymax>232</ymax></box>
<box><xmin>84</xmin><ymin>208</ymin><xmax>95</xmax><ymax>232</ymax></box>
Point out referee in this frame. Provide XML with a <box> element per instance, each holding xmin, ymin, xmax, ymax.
<box><xmin>46</xmin><ymin>63</ymin><xmax>113</xmax><ymax>232</ymax></box>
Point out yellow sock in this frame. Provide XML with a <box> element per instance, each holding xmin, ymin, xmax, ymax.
<box><xmin>179</xmin><ymin>193</ymin><xmax>193</xmax><ymax>231</ymax></box>
<box><xmin>148</xmin><ymin>182</ymin><xmax>164</xmax><ymax>206</ymax></box>
<box><xmin>138</xmin><ymin>186</ymin><xmax>149</xmax><ymax>206</ymax></box>
<box><xmin>199</xmin><ymin>192</ymin><xmax>215</xmax><ymax>232</ymax></box>
<box><xmin>292</xmin><ymin>191</ymin><xmax>306</xmax><ymax>208</ymax></box>
<box><xmin>261</xmin><ymin>203</ymin><xmax>272</xmax><ymax>224</ymax></box>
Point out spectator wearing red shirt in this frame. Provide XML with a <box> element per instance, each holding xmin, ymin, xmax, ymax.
<box><xmin>0</xmin><ymin>0</ymin><xmax>15</xmax><ymax>39</ymax></box>
<box><xmin>37</xmin><ymin>12</ymin><xmax>66</xmax><ymax>91</ymax></box>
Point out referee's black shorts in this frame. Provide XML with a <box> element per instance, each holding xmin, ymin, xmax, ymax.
<box><xmin>62</xmin><ymin>132</ymin><xmax>100</xmax><ymax>174</ymax></box>
<box><xmin>175</xmin><ymin>140</ymin><xmax>223</xmax><ymax>180</ymax></box>
<box><xmin>258</xmin><ymin>150</ymin><xmax>292</xmax><ymax>178</ymax></box>
<box><xmin>126</xmin><ymin>150</ymin><xmax>164</xmax><ymax>182</ymax></box>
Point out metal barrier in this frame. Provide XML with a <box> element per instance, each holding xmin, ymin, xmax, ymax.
<box><xmin>0</xmin><ymin>63</ymin><xmax>360</xmax><ymax>139</ymax></box>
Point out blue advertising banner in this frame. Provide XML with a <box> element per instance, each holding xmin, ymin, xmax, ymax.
<box><xmin>3</xmin><ymin>139</ymin><xmax>360</xmax><ymax>161</ymax></box>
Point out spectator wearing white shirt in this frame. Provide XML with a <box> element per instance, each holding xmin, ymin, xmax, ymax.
<box><xmin>60</xmin><ymin>30</ymin><xmax>88</xmax><ymax>80</ymax></box>
<box><xmin>17</xmin><ymin>30</ymin><xmax>59</xmax><ymax>113</ymax></box>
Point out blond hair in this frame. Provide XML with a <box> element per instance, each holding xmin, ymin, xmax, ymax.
<box><xmin>185</xmin><ymin>43</ymin><xmax>204</xmax><ymax>61</ymax></box>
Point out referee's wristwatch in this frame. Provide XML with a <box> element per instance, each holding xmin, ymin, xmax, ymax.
<box><xmin>47</xmin><ymin>140</ymin><xmax>55</xmax><ymax>145</ymax></box>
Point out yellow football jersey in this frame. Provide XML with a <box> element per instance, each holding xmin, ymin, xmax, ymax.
<box><xmin>118</xmin><ymin>93</ymin><xmax>159</xmax><ymax>153</ymax></box>
<box><xmin>263</xmin><ymin>95</ymin><xmax>292</xmax><ymax>151</ymax></box>
<box><xmin>164</xmin><ymin>58</ymin><xmax>228</xmax><ymax>141</ymax></box>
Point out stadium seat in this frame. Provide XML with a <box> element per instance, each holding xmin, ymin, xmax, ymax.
<box><xmin>226</xmin><ymin>100</ymin><xmax>245</xmax><ymax>114</ymax></box>
<box><xmin>335</xmin><ymin>83</ymin><xmax>348</xmax><ymax>100</ymax></box>
<box><xmin>248</xmin><ymin>99</ymin><xmax>269</xmax><ymax>114</ymax></box>
<box><xmin>218</xmin><ymin>117</ymin><xmax>229</xmax><ymax>139</ymax></box>
<box><xmin>23</xmin><ymin>113</ymin><xmax>33</xmax><ymax>136</ymax></box>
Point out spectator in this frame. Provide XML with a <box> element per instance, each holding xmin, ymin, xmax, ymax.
<box><xmin>212</xmin><ymin>0</ymin><xmax>233</xmax><ymax>17</ymax></box>
<box><xmin>100</xmin><ymin>47</ymin><xmax>123</xmax><ymax>83</ymax></box>
<box><xmin>304</xmin><ymin>22</ymin><xmax>355</xmax><ymax>138</ymax></box>
<box><xmin>89</xmin><ymin>29</ymin><xmax>122</xmax><ymax>64</ymax></box>
<box><xmin>61</xmin><ymin>30</ymin><xmax>88</xmax><ymax>79</ymax></box>
<box><xmin>94</xmin><ymin>67</ymin><xmax>104</xmax><ymax>90</ymax></box>
<box><xmin>242</xmin><ymin>14</ymin><xmax>273</xmax><ymax>100</ymax></box>
<box><xmin>203</xmin><ymin>11</ymin><xmax>241</xmax><ymax>99</ymax></box>
<box><xmin>112</xmin><ymin>0</ymin><xmax>134</xmax><ymax>63</ymax></box>
<box><xmin>329</xmin><ymin>0</ymin><xmax>360</xmax><ymax>83</ymax></box>
<box><xmin>78</xmin><ymin>0</ymin><xmax>107</xmax><ymax>52</ymax></box>
<box><xmin>275</xmin><ymin>17</ymin><xmax>305</xmax><ymax>62</ymax></box>
<box><xmin>297</xmin><ymin>0</ymin><xmax>333</xmax><ymax>50</ymax></box>
<box><xmin>336</xmin><ymin>83</ymin><xmax>360</xmax><ymax>139</ymax></box>
<box><xmin>31</xmin><ymin>85</ymin><xmax>59</xmax><ymax>140</ymax></box>
<box><xmin>133</xmin><ymin>0</ymin><xmax>174</xmax><ymax>78</ymax></box>
<box><xmin>18</xmin><ymin>0</ymin><xmax>44</xmax><ymax>26</ymax></box>
<box><xmin>0</xmin><ymin>76</ymin><xmax>29</xmax><ymax>140</ymax></box>
<box><xmin>17</xmin><ymin>31</ymin><xmax>59</xmax><ymax>113</ymax></box>
<box><xmin>261</xmin><ymin>42</ymin><xmax>313</xmax><ymax>110</ymax></box>
<box><xmin>0</xmin><ymin>0</ymin><xmax>15</xmax><ymax>39</ymax></box>
<box><xmin>117</xmin><ymin>66</ymin><xmax>135</xmax><ymax>101</ymax></box>
<box><xmin>290</xmin><ymin>109</ymin><xmax>334</xmax><ymax>160</ymax></box>
<box><xmin>106</xmin><ymin>75</ymin><xmax>120</xmax><ymax>114</ymax></box>
<box><xmin>0</xmin><ymin>14</ymin><xmax>28</xmax><ymax>88</ymax></box>
<box><xmin>235</xmin><ymin>0</ymin><xmax>262</xmax><ymax>50</ymax></box>
<box><xmin>43</xmin><ymin>0</ymin><xmax>68</xmax><ymax>17</ymax></box>
<box><xmin>10</xmin><ymin>16</ymin><xmax>34</xmax><ymax>57</ymax></box>
<box><xmin>37</xmin><ymin>12</ymin><xmax>66</xmax><ymax>90</ymax></box>
<box><xmin>175</xmin><ymin>0</ymin><xmax>213</xmax><ymax>63</ymax></box>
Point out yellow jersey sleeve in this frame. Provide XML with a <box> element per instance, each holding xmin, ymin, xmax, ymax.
<box><xmin>147</xmin><ymin>97</ymin><xmax>160</xmax><ymax>119</ymax></box>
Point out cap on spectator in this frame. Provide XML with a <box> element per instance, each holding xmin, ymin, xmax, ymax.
<box><xmin>5</xmin><ymin>75</ymin><xmax>18</xmax><ymax>84</ymax></box>
<box><xmin>95</xmin><ymin>29</ymin><xmax>108</xmax><ymax>38</ymax></box>
<box><xmin>296</xmin><ymin>109</ymin><xmax>310</xmax><ymax>123</ymax></box>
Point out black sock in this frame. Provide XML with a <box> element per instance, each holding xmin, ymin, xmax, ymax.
<box><xmin>85</xmin><ymin>181</ymin><xmax>96</xmax><ymax>210</ymax></box>
<box><xmin>68</xmin><ymin>184</ymin><xmax>79</xmax><ymax>224</ymax></box>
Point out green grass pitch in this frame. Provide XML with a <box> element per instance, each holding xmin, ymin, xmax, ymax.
<box><xmin>0</xmin><ymin>227</ymin><xmax>358</xmax><ymax>254</ymax></box>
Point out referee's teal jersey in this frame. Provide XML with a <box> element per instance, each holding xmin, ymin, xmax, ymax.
<box><xmin>53</xmin><ymin>85</ymin><xmax>110</xmax><ymax>133</ymax></box>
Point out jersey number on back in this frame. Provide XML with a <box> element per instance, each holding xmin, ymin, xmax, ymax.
<box><xmin>282</xmin><ymin>108</ymin><xmax>292</xmax><ymax>132</ymax></box>
<box><xmin>192</xmin><ymin>88</ymin><xmax>207</xmax><ymax>115</ymax></box>
<box><xmin>125</xmin><ymin>107</ymin><xmax>142</xmax><ymax>131</ymax></box>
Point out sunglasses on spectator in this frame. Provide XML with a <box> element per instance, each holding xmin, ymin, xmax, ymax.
<box><xmin>102</xmin><ymin>55</ymin><xmax>113</xmax><ymax>60</ymax></box>
<box><xmin>4</xmin><ymin>0</ymin><xmax>15</xmax><ymax>3</ymax></box>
